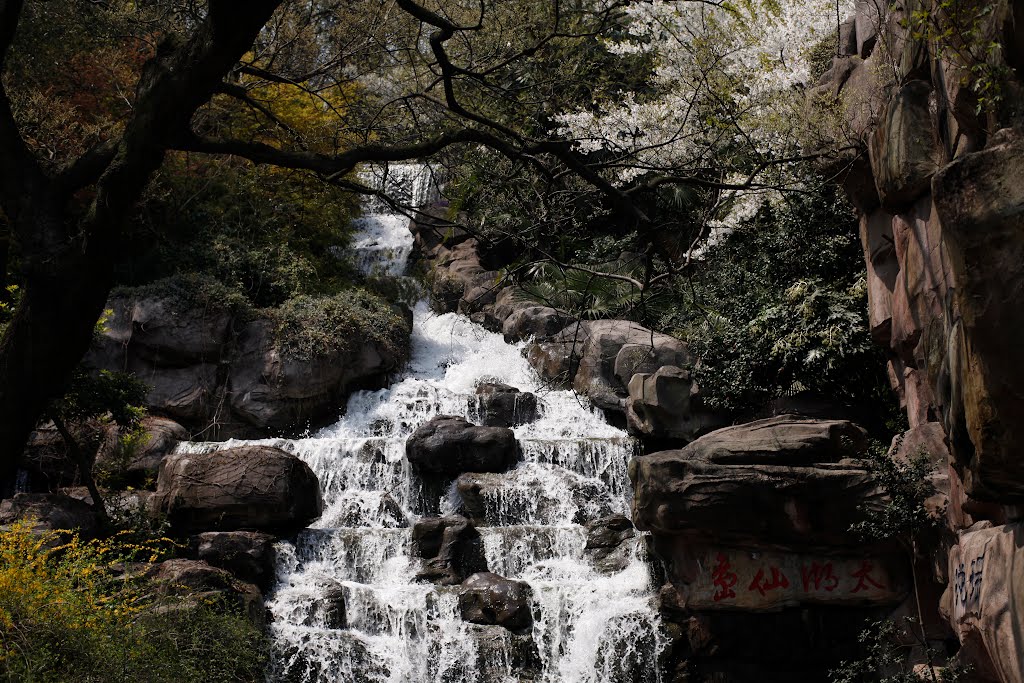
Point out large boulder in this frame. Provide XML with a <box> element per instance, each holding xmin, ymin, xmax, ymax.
<box><xmin>125</xmin><ymin>295</ymin><xmax>232</xmax><ymax>366</ymax></box>
<box><xmin>501</xmin><ymin>304</ymin><xmax>575</xmax><ymax>343</ymax></box>
<box><xmin>625</xmin><ymin>365</ymin><xmax>727</xmax><ymax>444</ymax></box>
<box><xmin>412</xmin><ymin>515</ymin><xmax>487</xmax><ymax>585</ymax></box>
<box><xmin>152</xmin><ymin>446</ymin><xmax>322</xmax><ymax>535</ymax></box>
<box><xmin>0</xmin><ymin>493</ymin><xmax>98</xmax><ymax>537</ymax></box>
<box><xmin>229</xmin><ymin>318</ymin><xmax>405</xmax><ymax>434</ymax></box>
<box><xmin>405</xmin><ymin>415</ymin><xmax>517</xmax><ymax>476</ymax></box>
<box><xmin>191</xmin><ymin>531</ymin><xmax>277</xmax><ymax>592</ymax></box>
<box><xmin>630</xmin><ymin>415</ymin><xmax>877</xmax><ymax>547</ymax></box>
<box><xmin>458</xmin><ymin>572</ymin><xmax>534</xmax><ymax>631</ymax></box>
<box><xmin>154</xmin><ymin>559</ymin><xmax>265</xmax><ymax>628</ymax></box>
<box><xmin>473</xmin><ymin>383</ymin><xmax>539</xmax><ymax>428</ymax></box>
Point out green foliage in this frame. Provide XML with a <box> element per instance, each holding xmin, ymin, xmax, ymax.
<box><xmin>114</xmin><ymin>272</ymin><xmax>253</xmax><ymax>321</ymax></box>
<box><xmin>0</xmin><ymin>523</ymin><xmax>267</xmax><ymax>683</ymax></box>
<box><xmin>50</xmin><ymin>370</ymin><xmax>148</xmax><ymax>431</ymax></box>
<box><xmin>830</xmin><ymin>618</ymin><xmax>969</xmax><ymax>683</ymax></box>
<box><xmin>515</xmin><ymin>256</ymin><xmax>644</xmax><ymax>320</ymax></box>
<box><xmin>122</xmin><ymin>158</ymin><xmax>363</xmax><ymax>308</ymax></box>
<box><xmin>670</xmin><ymin>184</ymin><xmax>897</xmax><ymax>424</ymax></box>
<box><xmin>270</xmin><ymin>290</ymin><xmax>410</xmax><ymax>362</ymax></box>
<box><xmin>806</xmin><ymin>32</ymin><xmax>839</xmax><ymax>82</ymax></box>
<box><xmin>906</xmin><ymin>1</ymin><xmax>1012</xmax><ymax>114</ymax></box>
<box><xmin>851</xmin><ymin>436</ymin><xmax>943</xmax><ymax>545</ymax></box>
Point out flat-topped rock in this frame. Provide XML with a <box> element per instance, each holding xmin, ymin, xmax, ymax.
<box><xmin>406</xmin><ymin>415</ymin><xmax>517</xmax><ymax>476</ymax></box>
<box><xmin>630</xmin><ymin>416</ymin><xmax>881</xmax><ymax>547</ymax></box>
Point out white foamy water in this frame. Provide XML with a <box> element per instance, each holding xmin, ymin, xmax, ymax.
<box><xmin>179</xmin><ymin>164</ymin><xmax>665</xmax><ymax>682</ymax></box>
<box><xmin>349</xmin><ymin>164</ymin><xmax>436</xmax><ymax>276</ymax></box>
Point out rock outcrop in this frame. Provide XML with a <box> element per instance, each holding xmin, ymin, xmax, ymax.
<box><xmin>405</xmin><ymin>415</ymin><xmax>518</xmax><ymax>476</ymax></box>
<box><xmin>811</xmin><ymin>2</ymin><xmax>1024</xmax><ymax>677</ymax></box>
<box><xmin>631</xmin><ymin>416</ymin><xmax>910</xmax><ymax>679</ymax></box>
<box><xmin>625</xmin><ymin>365</ymin><xmax>728</xmax><ymax>444</ymax></box>
<box><xmin>152</xmin><ymin>445</ymin><xmax>322</xmax><ymax>535</ymax></box>
<box><xmin>87</xmin><ymin>285</ymin><xmax>410</xmax><ymax>441</ymax></box>
<box><xmin>526</xmin><ymin>319</ymin><xmax>690</xmax><ymax>414</ymax></box>
<box><xmin>0</xmin><ymin>492</ymin><xmax>98</xmax><ymax>537</ymax></box>
<box><xmin>154</xmin><ymin>558</ymin><xmax>265</xmax><ymax>628</ymax></box>
<box><xmin>190</xmin><ymin>531</ymin><xmax>278</xmax><ymax>592</ymax></box>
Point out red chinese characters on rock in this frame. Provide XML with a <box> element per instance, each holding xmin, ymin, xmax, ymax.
<box><xmin>850</xmin><ymin>559</ymin><xmax>886</xmax><ymax>593</ymax></box>
<box><xmin>711</xmin><ymin>553</ymin><xmax>738</xmax><ymax>602</ymax></box>
<box><xmin>706</xmin><ymin>553</ymin><xmax>890</xmax><ymax>602</ymax></box>
<box><xmin>748</xmin><ymin>566</ymin><xmax>789</xmax><ymax>596</ymax></box>
<box><xmin>801</xmin><ymin>561</ymin><xmax>840</xmax><ymax>592</ymax></box>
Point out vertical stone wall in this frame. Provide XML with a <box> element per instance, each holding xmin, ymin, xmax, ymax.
<box><xmin>814</xmin><ymin>1</ymin><xmax>1024</xmax><ymax>678</ymax></box>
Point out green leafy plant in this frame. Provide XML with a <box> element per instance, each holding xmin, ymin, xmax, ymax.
<box><xmin>831</xmin><ymin>438</ymin><xmax>958</xmax><ymax>682</ymax></box>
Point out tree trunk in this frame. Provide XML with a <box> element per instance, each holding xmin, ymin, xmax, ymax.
<box><xmin>0</xmin><ymin>220</ymin><xmax>114</xmax><ymax>492</ymax></box>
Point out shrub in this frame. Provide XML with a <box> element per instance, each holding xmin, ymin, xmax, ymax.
<box><xmin>0</xmin><ymin>522</ymin><xmax>267</xmax><ymax>683</ymax></box>
<box><xmin>270</xmin><ymin>290</ymin><xmax>411</xmax><ymax>362</ymax></box>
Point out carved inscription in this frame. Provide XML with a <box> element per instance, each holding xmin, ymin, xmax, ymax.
<box><xmin>686</xmin><ymin>549</ymin><xmax>906</xmax><ymax>610</ymax></box>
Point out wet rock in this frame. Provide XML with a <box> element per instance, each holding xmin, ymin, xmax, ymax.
<box><xmin>473</xmin><ymin>383</ymin><xmax>539</xmax><ymax>428</ymax></box>
<box><xmin>154</xmin><ymin>558</ymin><xmax>265</xmax><ymax>628</ymax></box>
<box><xmin>458</xmin><ymin>572</ymin><xmax>534</xmax><ymax>631</ymax></box>
<box><xmin>585</xmin><ymin>514</ymin><xmax>636</xmax><ymax>574</ymax></box>
<box><xmin>465</xmin><ymin>623</ymin><xmax>541</xmax><ymax>680</ymax></box>
<box><xmin>319</xmin><ymin>582</ymin><xmax>347</xmax><ymax>629</ymax></box>
<box><xmin>0</xmin><ymin>492</ymin><xmax>98</xmax><ymax>537</ymax></box>
<box><xmin>630</xmin><ymin>415</ymin><xmax>879</xmax><ymax>547</ymax></box>
<box><xmin>152</xmin><ymin>445</ymin><xmax>322</xmax><ymax>535</ymax></box>
<box><xmin>625</xmin><ymin>365</ymin><xmax>727</xmax><ymax>444</ymax></box>
<box><xmin>456</xmin><ymin>466</ymin><xmax>615</xmax><ymax>526</ymax></box>
<box><xmin>406</xmin><ymin>415</ymin><xmax>517</xmax><ymax>476</ymax></box>
<box><xmin>229</xmin><ymin>318</ymin><xmax>406</xmax><ymax>434</ymax></box>
<box><xmin>412</xmin><ymin>515</ymin><xmax>488</xmax><ymax>585</ymax></box>
<box><xmin>191</xmin><ymin>531</ymin><xmax>277</xmax><ymax>592</ymax></box>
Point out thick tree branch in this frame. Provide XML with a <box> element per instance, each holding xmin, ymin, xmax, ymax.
<box><xmin>176</xmin><ymin>127</ymin><xmax>522</xmax><ymax>178</ymax></box>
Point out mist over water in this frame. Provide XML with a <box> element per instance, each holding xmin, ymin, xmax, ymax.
<box><xmin>180</xmin><ymin>164</ymin><xmax>665</xmax><ymax>682</ymax></box>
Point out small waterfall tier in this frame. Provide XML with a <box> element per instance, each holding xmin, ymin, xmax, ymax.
<box><xmin>178</xmin><ymin>163</ymin><xmax>665</xmax><ymax>682</ymax></box>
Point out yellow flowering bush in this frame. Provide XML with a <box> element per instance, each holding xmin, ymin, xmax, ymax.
<box><xmin>0</xmin><ymin>523</ymin><xmax>267</xmax><ymax>682</ymax></box>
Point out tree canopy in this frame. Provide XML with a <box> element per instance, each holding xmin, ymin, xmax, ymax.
<box><xmin>0</xmin><ymin>0</ymin><xmax>861</xmax><ymax>486</ymax></box>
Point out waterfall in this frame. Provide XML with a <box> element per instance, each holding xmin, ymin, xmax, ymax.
<box><xmin>181</xmin><ymin>163</ymin><xmax>665</xmax><ymax>682</ymax></box>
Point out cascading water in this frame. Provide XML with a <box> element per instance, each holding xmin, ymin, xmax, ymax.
<box><xmin>180</xmin><ymin>164</ymin><xmax>665</xmax><ymax>682</ymax></box>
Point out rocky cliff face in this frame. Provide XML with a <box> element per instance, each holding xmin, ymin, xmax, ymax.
<box><xmin>811</xmin><ymin>1</ymin><xmax>1024</xmax><ymax>678</ymax></box>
